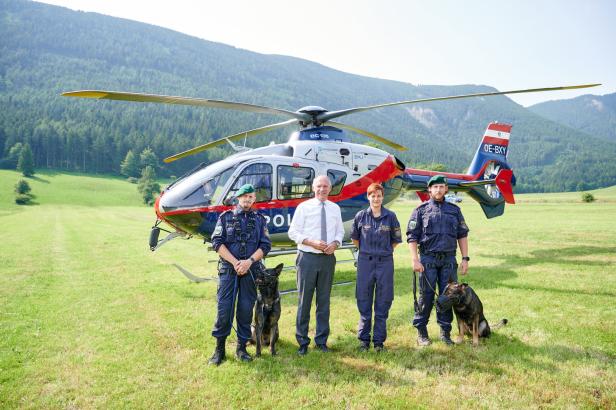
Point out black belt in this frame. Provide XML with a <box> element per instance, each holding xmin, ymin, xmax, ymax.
<box><xmin>300</xmin><ymin>250</ymin><xmax>331</xmax><ymax>256</ymax></box>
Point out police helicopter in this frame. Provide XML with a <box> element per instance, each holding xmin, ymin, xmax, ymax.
<box><xmin>63</xmin><ymin>83</ymin><xmax>599</xmax><ymax>263</ymax></box>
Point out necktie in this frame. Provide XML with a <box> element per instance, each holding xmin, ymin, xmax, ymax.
<box><xmin>320</xmin><ymin>201</ymin><xmax>327</xmax><ymax>242</ymax></box>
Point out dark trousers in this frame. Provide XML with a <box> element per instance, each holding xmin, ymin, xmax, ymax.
<box><xmin>295</xmin><ymin>251</ymin><xmax>336</xmax><ymax>346</ymax></box>
<box><xmin>412</xmin><ymin>254</ymin><xmax>458</xmax><ymax>332</ymax></box>
<box><xmin>356</xmin><ymin>254</ymin><xmax>394</xmax><ymax>345</ymax></box>
<box><xmin>211</xmin><ymin>269</ymin><xmax>257</xmax><ymax>344</ymax></box>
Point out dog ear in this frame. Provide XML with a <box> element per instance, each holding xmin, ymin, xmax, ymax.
<box><xmin>274</xmin><ymin>263</ymin><xmax>284</xmax><ymax>276</ymax></box>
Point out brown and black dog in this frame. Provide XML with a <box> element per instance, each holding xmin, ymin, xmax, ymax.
<box><xmin>441</xmin><ymin>281</ymin><xmax>507</xmax><ymax>346</ymax></box>
<box><xmin>250</xmin><ymin>263</ymin><xmax>283</xmax><ymax>357</ymax></box>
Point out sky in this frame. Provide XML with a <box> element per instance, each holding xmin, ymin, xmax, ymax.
<box><xmin>38</xmin><ymin>0</ymin><xmax>616</xmax><ymax>106</ymax></box>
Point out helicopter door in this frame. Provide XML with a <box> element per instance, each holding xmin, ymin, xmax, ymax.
<box><xmin>223</xmin><ymin>163</ymin><xmax>273</xmax><ymax>204</ymax></box>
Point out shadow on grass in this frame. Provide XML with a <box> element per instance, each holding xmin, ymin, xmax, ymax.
<box><xmin>28</xmin><ymin>175</ymin><xmax>50</xmax><ymax>184</ymax></box>
<box><xmin>239</xmin><ymin>328</ymin><xmax>614</xmax><ymax>388</ymax></box>
<box><xmin>474</xmin><ymin>245</ymin><xmax>616</xmax><ymax>297</ymax></box>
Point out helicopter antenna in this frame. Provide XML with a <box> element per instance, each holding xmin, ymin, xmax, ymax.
<box><xmin>225</xmin><ymin>137</ymin><xmax>250</xmax><ymax>152</ymax></box>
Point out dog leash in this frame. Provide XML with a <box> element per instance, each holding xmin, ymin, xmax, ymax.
<box><xmin>228</xmin><ymin>266</ymin><xmax>258</xmax><ymax>340</ymax></box>
<box><xmin>412</xmin><ymin>267</ymin><xmax>456</xmax><ymax>312</ymax></box>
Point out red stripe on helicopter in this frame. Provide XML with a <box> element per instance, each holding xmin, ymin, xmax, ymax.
<box><xmin>158</xmin><ymin>155</ymin><xmax>403</xmax><ymax>217</ymax></box>
<box><xmin>482</xmin><ymin>136</ymin><xmax>510</xmax><ymax>146</ymax></box>
<box><xmin>487</xmin><ymin>123</ymin><xmax>512</xmax><ymax>133</ymax></box>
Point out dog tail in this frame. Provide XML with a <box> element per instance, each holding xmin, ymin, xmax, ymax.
<box><xmin>491</xmin><ymin>318</ymin><xmax>508</xmax><ymax>330</ymax></box>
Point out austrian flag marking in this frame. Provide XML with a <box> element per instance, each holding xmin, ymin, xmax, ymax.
<box><xmin>482</xmin><ymin>123</ymin><xmax>511</xmax><ymax>147</ymax></box>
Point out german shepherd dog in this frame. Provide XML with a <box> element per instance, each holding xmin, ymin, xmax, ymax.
<box><xmin>250</xmin><ymin>263</ymin><xmax>283</xmax><ymax>357</ymax></box>
<box><xmin>441</xmin><ymin>281</ymin><xmax>507</xmax><ymax>346</ymax></box>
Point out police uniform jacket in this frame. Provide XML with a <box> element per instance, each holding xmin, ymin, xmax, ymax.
<box><xmin>406</xmin><ymin>199</ymin><xmax>469</xmax><ymax>254</ymax></box>
<box><xmin>211</xmin><ymin>206</ymin><xmax>272</xmax><ymax>263</ymax></box>
<box><xmin>351</xmin><ymin>206</ymin><xmax>402</xmax><ymax>256</ymax></box>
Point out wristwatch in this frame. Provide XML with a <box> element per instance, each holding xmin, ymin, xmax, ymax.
<box><xmin>249</xmin><ymin>256</ymin><xmax>256</xmax><ymax>263</ymax></box>
<box><xmin>462</xmin><ymin>256</ymin><xmax>470</xmax><ymax>262</ymax></box>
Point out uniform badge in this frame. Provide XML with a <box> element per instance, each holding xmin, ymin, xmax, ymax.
<box><xmin>394</xmin><ymin>227</ymin><xmax>401</xmax><ymax>239</ymax></box>
<box><xmin>213</xmin><ymin>225</ymin><xmax>223</xmax><ymax>236</ymax></box>
<box><xmin>409</xmin><ymin>220</ymin><xmax>417</xmax><ymax>230</ymax></box>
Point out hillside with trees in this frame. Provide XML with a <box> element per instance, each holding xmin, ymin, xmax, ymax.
<box><xmin>529</xmin><ymin>92</ymin><xmax>616</xmax><ymax>143</ymax></box>
<box><xmin>2</xmin><ymin>0</ymin><xmax>616</xmax><ymax>192</ymax></box>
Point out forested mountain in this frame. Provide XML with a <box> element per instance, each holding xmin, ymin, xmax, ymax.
<box><xmin>2</xmin><ymin>0</ymin><xmax>616</xmax><ymax>192</ymax></box>
<box><xmin>529</xmin><ymin>93</ymin><xmax>616</xmax><ymax>142</ymax></box>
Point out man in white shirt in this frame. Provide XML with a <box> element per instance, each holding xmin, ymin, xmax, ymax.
<box><xmin>288</xmin><ymin>175</ymin><xmax>345</xmax><ymax>355</ymax></box>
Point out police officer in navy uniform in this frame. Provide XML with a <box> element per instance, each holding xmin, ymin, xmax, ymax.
<box><xmin>351</xmin><ymin>183</ymin><xmax>402</xmax><ymax>352</ymax></box>
<box><xmin>208</xmin><ymin>184</ymin><xmax>272</xmax><ymax>365</ymax></box>
<box><xmin>407</xmin><ymin>175</ymin><xmax>469</xmax><ymax>346</ymax></box>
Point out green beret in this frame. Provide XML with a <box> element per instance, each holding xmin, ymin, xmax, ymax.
<box><xmin>427</xmin><ymin>175</ymin><xmax>448</xmax><ymax>187</ymax></box>
<box><xmin>235</xmin><ymin>184</ymin><xmax>255</xmax><ymax>197</ymax></box>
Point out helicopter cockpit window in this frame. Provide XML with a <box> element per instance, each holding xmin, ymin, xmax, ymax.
<box><xmin>178</xmin><ymin>163</ymin><xmax>239</xmax><ymax>207</ymax></box>
<box><xmin>225</xmin><ymin>163</ymin><xmax>272</xmax><ymax>203</ymax></box>
<box><xmin>327</xmin><ymin>170</ymin><xmax>346</xmax><ymax>196</ymax></box>
<box><xmin>278</xmin><ymin>165</ymin><xmax>315</xmax><ymax>199</ymax></box>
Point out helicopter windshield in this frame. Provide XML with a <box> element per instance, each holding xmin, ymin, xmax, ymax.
<box><xmin>203</xmin><ymin>166</ymin><xmax>237</xmax><ymax>204</ymax></box>
<box><xmin>159</xmin><ymin>160</ymin><xmax>245</xmax><ymax>209</ymax></box>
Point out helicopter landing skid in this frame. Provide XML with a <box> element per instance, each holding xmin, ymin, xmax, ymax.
<box><xmin>172</xmin><ymin>263</ymin><xmax>218</xmax><ymax>283</ymax></box>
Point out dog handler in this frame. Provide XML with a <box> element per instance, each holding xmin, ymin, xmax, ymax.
<box><xmin>407</xmin><ymin>175</ymin><xmax>469</xmax><ymax>346</ymax></box>
<box><xmin>208</xmin><ymin>184</ymin><xmax>272</xmax><ymax>365</ymax></box>
<box><xmin>351</xmin><ymin>183</ymin><xmax>402</xmax><ymax>352</ymax></box>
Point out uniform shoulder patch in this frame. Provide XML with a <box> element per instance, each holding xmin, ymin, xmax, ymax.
<box><xmin>212</xmin><ymin>224</ymin><xmax>223</xmax><ymax>236</ymax></box>
<box><xmin>409</xmin><ymin>220</ymin><xmax>417</xmax><ymax>230</ymax></box>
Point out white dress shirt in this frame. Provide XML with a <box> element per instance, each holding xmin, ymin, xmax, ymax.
<box><xmin>288</xmin><ymin>198</ymin><xmax>345</xmax><ymax>253</ymax></box>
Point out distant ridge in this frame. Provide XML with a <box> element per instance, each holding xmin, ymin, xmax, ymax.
<box><xmin>529</xmin><ymin>93</ymin><xmax>616</xmax><ymax>142</ymax></box>
<box><xmin>1</xmin><ymin>0</ymin><xmax>615</xmax><ymax>192</ymax></box>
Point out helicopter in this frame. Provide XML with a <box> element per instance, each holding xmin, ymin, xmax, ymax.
<box><xmin>63</xmin><ymin>83</ymin><xmax>599</xmax><ymax>257</ymax></box>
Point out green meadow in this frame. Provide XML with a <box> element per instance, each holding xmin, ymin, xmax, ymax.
<box><xmin>1</xmin><ymin>169</ymin><xmax>615</xmax><ymax>409</ymax></box>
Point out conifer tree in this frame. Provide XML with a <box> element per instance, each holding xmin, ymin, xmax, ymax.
<box><xmin>120</xmin><ymin>150</ymin><xmax>140</xmax><ymax>178</ymax></box>
<box><xmin>17</xmin><ymin>144</ymin><xmax>35</xmax><ymax>177</ymax></box>
<box><xmin>137</xmin><ymin>165</ymin><xmax>161</xmax><ymax>205</ymax></box>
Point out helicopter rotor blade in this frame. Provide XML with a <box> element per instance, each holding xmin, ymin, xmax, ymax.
<box><xmin>163</xmin><ymin>118</ymin><xmax>298</xmax><ymax>163</ymax></box>
<box><xmin>317</xmin><ymin>83</ymin><xmax>601</xmax><ymax>123</ymax></box>
<box><xmin>62</xmin><ymin>90</ymin><xmax>310</xmax><ymax>121</ymax></box>
<box><xmin>326</xmin><ymin>121</ymin><xmax>408</xmax><ymax>151</ymax></box>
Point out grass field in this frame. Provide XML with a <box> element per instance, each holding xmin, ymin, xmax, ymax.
<box><xmin>1</xmin><ymin>169</ymin><xmax>615</xmax><ymax>409</ymax></box>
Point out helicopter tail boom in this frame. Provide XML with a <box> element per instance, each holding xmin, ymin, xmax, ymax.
<box><xmin>402</xmin><ymin>121</ymin><xmax>516</xmax><ymax>218</ymax></box>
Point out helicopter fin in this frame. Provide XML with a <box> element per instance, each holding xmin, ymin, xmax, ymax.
<box><xmin>467</xmin><ymin>122</ymin><xmax>511</xmax><ymax>175</ymax></box>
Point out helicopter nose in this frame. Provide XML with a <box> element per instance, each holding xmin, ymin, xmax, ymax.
<box><xmin>154</xmin><ymin>192</ymin><xmax>164</xmax><ymax>218</ymax></box>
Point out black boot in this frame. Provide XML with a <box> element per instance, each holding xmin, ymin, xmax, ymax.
<box><xmin>236</xmin><ymin>341</ymin><xmax>253</xmax><ymax>362</ymax></box>
<box><xmin>440</xmin><ymin>329</ymin><xmax>454</xmax><ymax>345</ymax></box>
<box><xmin>208</xmin><ymin>337</ymin><xmax>226</xmax><ymax>366</ymax></box>
<box><xmin>417</xmin><ymin>327</ymin><xmax>431</xmax><ymax>347</ymax></box>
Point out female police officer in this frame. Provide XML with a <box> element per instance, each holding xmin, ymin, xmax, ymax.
<box><xmin>351</xmin><ymin>183</ymin><xmax>402</xmax><ymax>352</ymax></box>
